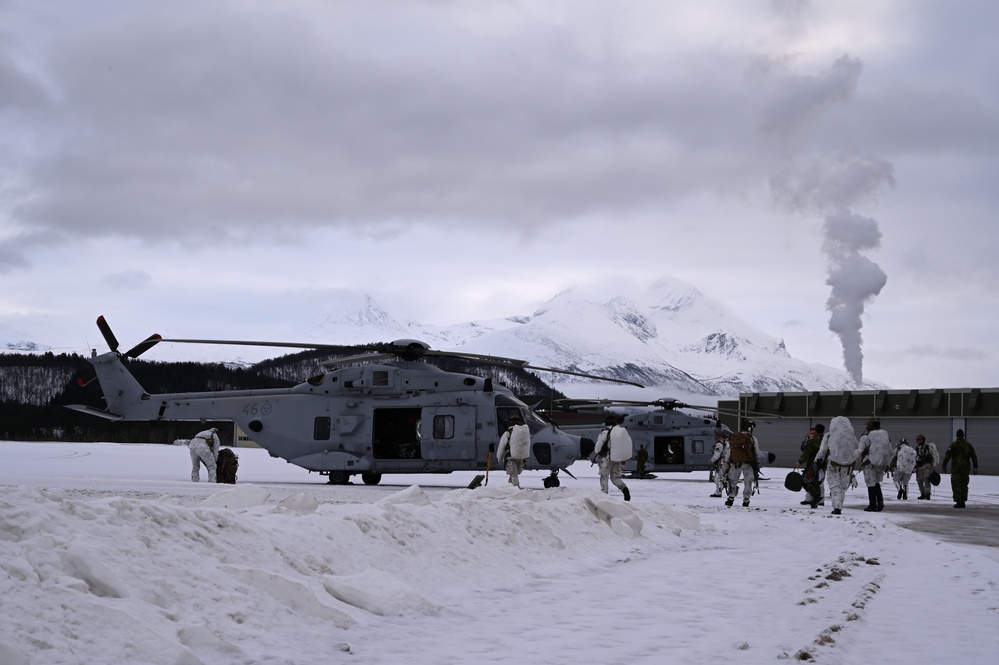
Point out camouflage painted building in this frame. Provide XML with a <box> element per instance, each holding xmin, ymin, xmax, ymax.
<box><xmin>719</xmin><ymin>388</ymin><xmax>995</xmax><ymax>475</ymax></box>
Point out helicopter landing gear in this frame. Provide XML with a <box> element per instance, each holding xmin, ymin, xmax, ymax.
<box><xmin>327</xmin><ymin>470</ymin><xmax>350</xmax><ymax>485</ymax></box>
<box><xmin>361</xmin><ymin>472</ymin><xmax>382</xmax><ymax>486</ymax></box>
<box><xmin>542</xmin><ymin>470</ymin><xmax>561</xmax><ymax>489</ymax></box>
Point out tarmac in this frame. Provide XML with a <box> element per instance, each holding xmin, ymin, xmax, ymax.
<box><xmin>880</xmin><ymin>490</ymin><xmax>999</xmax><ymax>548</ymax></box>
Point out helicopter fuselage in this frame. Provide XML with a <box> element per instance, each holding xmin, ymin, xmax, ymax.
<box><xmin>70</xmin><ymin>351</ymin><xmax>591</xmax><ymax>485</ymax></box>
<box><xmin>565</xmin><ymin>409</ymin><xmax>774</xmax><ymax>474</ymax></box>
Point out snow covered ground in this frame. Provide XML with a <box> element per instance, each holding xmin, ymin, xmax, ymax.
<box><xmin>1</xmin><ymin>441</ymin><xmax>997</xmax><ymax>665</ymax></box>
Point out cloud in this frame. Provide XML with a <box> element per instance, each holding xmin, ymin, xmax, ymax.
<box><xmin>99</xmin><ymin>269</ymin><xmax>152</xmax><ymax>290</ymax></box>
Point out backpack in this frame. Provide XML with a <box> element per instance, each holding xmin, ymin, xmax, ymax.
<box><xmin>728</xmin><ymin>432</ymin><xmax>752</xmax><ymax>464</ymax></box>
<box><xmin>216</xmin><ymin>447</ymin><xmax>239</xmax><ymax>484</ymax></box>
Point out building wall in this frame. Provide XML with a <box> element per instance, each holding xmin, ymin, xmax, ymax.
<box><xmin>719</xmin><ymin>389</ymin><xmax>996</xmax><ymax>475</ymax></box>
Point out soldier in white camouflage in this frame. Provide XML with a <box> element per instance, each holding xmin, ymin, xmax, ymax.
<box><xmin>856</xmin><ymin>420</ymin><xmax>892</xmax><ymax>512</ymax></box>
<box><xmin>189</xmin><ymin>427</ymin><xmax>220</xmax><ymax>482</ymax></box>
<box><xmin>709</xmin><ymin>430</ymin><xmax>728</xmax><ymax>498</ymax></box>
<box><xmin>892</xmin><ymin>438</ymin><xmax>917</xmax><ymax>500</ymax></box>
<box><xmin>815</xmin><ymin>416</ymin><xmax>858</xmax><ymax>515</ymax></box>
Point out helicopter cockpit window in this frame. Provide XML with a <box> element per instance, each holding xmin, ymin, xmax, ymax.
<box><xmin>433</xmin><ymin>415</ymin><xmax>454</xmax><ymax>440</ymax></box>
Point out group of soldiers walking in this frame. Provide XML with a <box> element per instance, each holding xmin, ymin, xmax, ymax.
<box><xmin>708</xmin><ymin>417</ymin><xmax>981</xmax><ymax>513</ymax></box>
<box><xmin>792</xmin><ymin>417</ymin><xmax>980</xmax><ymax>513</ymax></box>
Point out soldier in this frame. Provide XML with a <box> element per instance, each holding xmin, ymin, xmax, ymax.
<box><xmin>892</xmin><ymin>438</ymin><xmax>917</xmax><ymax>500</ymax></box>
<box><xmin>724</xmin><ymin>420</ymin><xmax>762</xmax><ymax>507</ymax></box>
<box><xmin>595</xmin><ymin>414</ymin><xmax>633</xmax><ymax>501</ymax></box>
<box><xmin>857</xmin><ymin>420</ymin><xmax>893</xmax><ymax>512</ymax></box>
<box><xmin>496</xmin><ymin>413</ymin><xmax>531</xmax><ymax>488</ymax></box>
<box><xmin>189</xmin><ymin>427</ymin><xmax>220</xmax><ymax>482</ymax></box>
<box><xmin>709</xmin><ymin>430</ymin><xmax>728</xmax><ymax>498</ymax></box>
<box><xmin>796</xmin><ymin>424</ymin><xmax>825</xmax><ymax>508</ymax></box>
<box><xmin>636</xmin><ymin>443</ymin><xmax>649</xmax><ymax>478</ymax></box>
<box><xmin>914</xmin><ymin>434</ymin><xmax>941</xmax><ymax>500</ymax></box>
<box><xmin>815</xmin><ymin>416</ymin><xmax>858</xmax><ymax>515</ymax></box>
<box><xmin>942</xmin><ymin>429</ymin><xmax>979</xmax><ymax>508</ymax></box>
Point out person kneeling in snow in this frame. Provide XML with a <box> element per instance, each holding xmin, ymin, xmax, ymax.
<box><xmin>189</xmin><ymin>427</ymin><xmax>220</xmax><ymax>482</ymax></box>
<box><xmin>595</xmin><ymin>414</ymin><xmax>633</xmax><ymax>501</ymax></box>
<box><xmin>496</xmin><ymin>413</ymin><xmax>531</xmax><ymax>488</ymax></box>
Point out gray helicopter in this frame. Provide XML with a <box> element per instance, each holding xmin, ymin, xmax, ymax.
<box><xmin>555</xmin><ymin>398</ymin><xmax>777</xmax><ymax>477</ymax></box>
<box><xmin>68</xmin><ymin>316</ymin><xmax>643</xmax><ymax>486</ymax></box>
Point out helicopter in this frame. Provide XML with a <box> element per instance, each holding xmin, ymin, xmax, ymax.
<box><xmin>553</xmin><ymin>398</ymin><xmax>778</xmax><ymax>477</ymax></box>
<box><xmin>67</xmin><ymin>316</ymin><xmax>644</xmax><ymax>487</ymax></box>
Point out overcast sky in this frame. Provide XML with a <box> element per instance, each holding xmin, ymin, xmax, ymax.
<box><xmin>1</xmin><ymin>0</ymin><xmax>997</xmax><ymax>389</ymax></box>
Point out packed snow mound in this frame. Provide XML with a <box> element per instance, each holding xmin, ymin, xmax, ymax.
<box><xmin>0</xmin><ymin>483</ymin><xmax>697</xmax><ymax>665</ymax></box>
<box><xmin>198</xmin><ymin>484</ymin><xmax>271</xmax><ymax>509</ymax></box>
<box><xmin>324</xmin><ymin>569</ymin><xmax>443</xmax><ymax>616</ymax></box>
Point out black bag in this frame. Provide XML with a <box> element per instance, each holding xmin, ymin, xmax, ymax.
<box><xmin>217</xmin><ymin>447</ymin><xmax>239</xmax><ymax>484</ymax></box>
<box><xmin>784</xmin><ymin>471</ymin><xmax>804</xmax><ymax>492</ymax></box>
<box><xmin>929</xmin><ymin>471</ymin><xmax>941</xmax><ymax>486</ymax></box>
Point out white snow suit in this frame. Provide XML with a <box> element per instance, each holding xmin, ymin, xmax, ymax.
<box><xmin>710</xmin><ymin>439</ymin><xmax>728</xmax><ymax>497</ymax></box>
<box><xmin>816</xmin><ymin>416</ymin><xmax>858</xmax><ymax>512</ymax></box>
<box><xmin>893</xmin><ymin>444</ymin><xmax>917</xmax><ymax>500</ymax></box>
<box><xmin>496</xmin><ymin>423</ymin><xmax>531</xmax><ymax>488</ymax></box>
<box><xmin>189</xmin><ymin>428</ymin><xmax>220</xmax><ymax>482</ymax></box>
<box><xmin>596</xmin><ymin>425</ymin><xmax>633</xmax><ymax>499</ymax></box>
<box><xmin>858</xmin><ymin>429</ymin><xmax>892</xmax><ymax>486</ymax></box>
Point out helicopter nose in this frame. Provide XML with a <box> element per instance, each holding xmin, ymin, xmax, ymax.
<box><xmin>580</xmin><ymin>437</ymin><xmax>596</xmax><ymax>459</ymax></box>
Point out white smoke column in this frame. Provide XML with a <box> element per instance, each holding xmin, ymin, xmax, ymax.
<box><xmin>761</xmin><ymin>48</ymin><xmax>895</xmax><ymax>386</ymax></box>
<box><xmin>822</xmin><ymin>211</ymin><xmax>888</xmax><ymax>385</ymax></box>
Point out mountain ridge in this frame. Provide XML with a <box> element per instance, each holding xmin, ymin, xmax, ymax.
<box><xmin>1</xmin><ymin>275</ymin><xmax>882</xmax><ymax>399</ymax></box>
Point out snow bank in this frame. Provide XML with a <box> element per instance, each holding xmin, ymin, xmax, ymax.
<box><xmin>0</xmin><ymin>482</ymin><xmax>688</xmax><ymax>664</ymax></box>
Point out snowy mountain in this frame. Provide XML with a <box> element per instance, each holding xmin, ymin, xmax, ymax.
<box><xmin>442</xmin><ymin>276</ymin><xmax>884</xmax><ymax>398</ymax></box>
<box><xmin>264</xmin><ymin>276</ymin><xmax>882</xmax><ymax>399</ymax></box>
<box><xmin>0</xmin><ymin>276</ymin><xmax>883</xmax><ymax>400</ymax></box>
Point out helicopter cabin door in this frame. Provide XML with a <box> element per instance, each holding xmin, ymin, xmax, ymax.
<box><xmin>653</xmin><ymin>435</ymin><xmax>686</xmax><ymax>467</ymax></box>
<box><xmin>419</xmin><ymin>405</ymin><xmax>477</xmax><ymax>461</ymax></box>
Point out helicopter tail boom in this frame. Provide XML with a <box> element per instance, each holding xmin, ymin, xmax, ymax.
<box><xmin>67</xmin><ymin>351</ymin><xmax>152</xmax><ymax>420</ymax></box>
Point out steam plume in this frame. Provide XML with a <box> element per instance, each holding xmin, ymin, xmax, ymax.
<box><xmin>822</xmin><ymin>211</ymin><xmax>888</xmax><ymax>385</ymax></box>
<box><xmin>763</xmin><ymin>50</ymin><xmax>895</xmax><ymax>386</ymax></box>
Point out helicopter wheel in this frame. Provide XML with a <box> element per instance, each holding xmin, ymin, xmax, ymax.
<box><xmin>361</xmin><ymin>472</ymin><xmax>382</xmax><ymax>486</ymax></box>
<box><xmin>543</xmin><ymin>474</ymin><xmax>561</xmax><ymax>489</ymax></box>
<box><xmin>327</xmin><ymin>470</ymin><xmax>350</xmax><ymax>485</ymax></box>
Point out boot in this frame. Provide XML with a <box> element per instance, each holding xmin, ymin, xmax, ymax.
<box><xmin>621</xmin><ymin>486</ymin><xmax>631</xmax><ymax>502</ymax></box>
<box><xmin>725</xmin><ymin>497</ymin><xmax>734</xmax><ymax>506</ymax></box>
<box><xmin>902</xmin><ymin>487</ymin><xmax>908</xmax><ymax>500</ymax></box>
<box><xmin>874</xmin><ymin>484</ymin><xmax>884</xmax><ymax>512</ymax></box>
<box><xmin>864</xmin><ymin>487</ymin><xmax>877</xmax><ymax>512</ymax></box>
<box><xmin>897</xmin><ymin>488</ymin><xmax>903</xmax><ymax>500</ymax></box>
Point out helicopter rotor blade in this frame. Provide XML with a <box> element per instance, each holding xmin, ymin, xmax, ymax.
<box><xmin>157</xmin><ymin>334</ymin><xmax>642</xmax><ymax>387</ymax></box>
<box><xmin>158</xmin><ymin>338</ymin><xmax>352</xmax><ymax>351</ymax></box>
<box><xmin>520</xmin><ymin>363</ymin><xmax>644</xmax><ymax>388</ymax></box>
<box><xmin>123</xmin><ymin>334</ymin><xmax>163</xmax><ymax>359</ymax></box>
<box><xmin>423</xmin><ymin>349</ymin><xmax>530</xmax><ymax>367</ymax></box>
<box><xmin>321</xmin><ymin>353</ymin><xmax>399</xmax><ymax>368</ymax></box>
<box><xmin>96</xmin><ymin>315</ymin><xmax>120</xmax><ymax>353</ymax></box>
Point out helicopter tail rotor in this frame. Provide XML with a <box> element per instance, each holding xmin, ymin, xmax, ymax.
<box><xmin>95</xmin><ymin>316</ymin><xmax>162</xmax><ymax>359</ymax></box>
